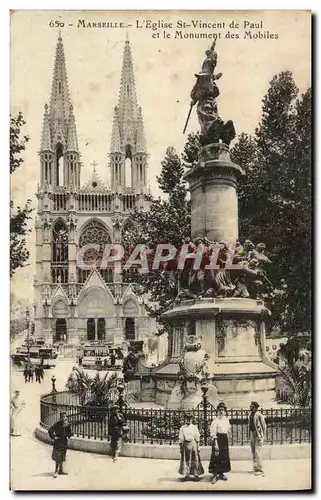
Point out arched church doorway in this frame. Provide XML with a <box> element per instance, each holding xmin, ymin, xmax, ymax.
<box><xmin>87</xmin><ymin>319</ymin><xmax>95</xmax><ymax>341</ymax></box>
<box><xmin>97</xmin><ymin>318</ymin><xmax>106</xmax><ymax>341</ymax></box>
<box><xmin>55</xmin><ymin>319</ymin><xmax>67</xmax><ymax>342</ymax></box>
<box><xmin>125</xmin><ymin>317</ymin><xmax>135</xmax><ymax>340</ymax></box>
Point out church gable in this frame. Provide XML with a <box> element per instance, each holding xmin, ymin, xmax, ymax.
<box><xmin>78</xmin><ymin>269</ymin><xmax>115</xmax><ymax>302</ymax></box>
<box><xmin>51</xmin><ymin>285</ymin><xmax>69</xmax><ymax>304</ymax></box>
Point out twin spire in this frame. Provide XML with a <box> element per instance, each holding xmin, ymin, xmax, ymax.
<box><xmin>40</xmin><ymin>33</ymin><xmax>147</xmax><ymax>160</ymax></box>
<box><xmin>110</xmin><ymin>38</ymin><xmax>147</xmax><ymax>154</ymax></box>
<box><xmin>40</xmin><ymin>33</ymin><xmax>78</xmax><ymax>153</ymax></box>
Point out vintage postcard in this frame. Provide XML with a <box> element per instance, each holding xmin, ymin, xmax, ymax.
<box><xmin>10</xmin><ymin>10</ymin><xmax>312</xmax><ymax>491</ymax></box>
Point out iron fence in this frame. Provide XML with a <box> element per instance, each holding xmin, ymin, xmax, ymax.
<box><xmin>40</xmin><ymin>391</ymin><xmax>311</xmax><ymax>446</ymax></box>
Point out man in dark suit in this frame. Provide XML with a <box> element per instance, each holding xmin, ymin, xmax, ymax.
<box><xmin>48</xmin><ymin>412</ymin><xmax>73</xmax><ymax>478</ymax></box>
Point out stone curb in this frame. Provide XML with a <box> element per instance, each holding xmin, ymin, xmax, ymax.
<box><xmin>35</xmin><ymin>426</ymin><xmax>311</xmax><ymax>461</ymax></box>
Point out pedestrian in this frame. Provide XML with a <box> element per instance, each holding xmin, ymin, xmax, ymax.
<box><xmin>10</xmin><ymin>390</ymin><xmax>25</xmax><ymax>436</ymax></box>
<box><xmin>28</xmin><ymin>365</ymin><xmax>34</xmax><ymax>382</ymax></box>
<box><xmin>48</xmin><ymin>411</ymin><xmax>73</xmax><ymax>478</ymax></box>
<box><xmin>248</xmin><ymin>401</ymin><xmax>266</xmax><ymax>476</ymax></box>
<box><xmin>209</xmin><ymin>402</ymin><xmax>231</xmax><ymax>483</ymax></box>
<box><xmin>110</xmin><ymin>353</ymin><xmax>116</xmax><ymax>368</ymax></box>
<box><xmin>178</xmin><ymin>413</ymin><xmax>204</xmax><ymax>481</ymax></box>
<box><xmin>35</xmin><ymin>365</ymin><xmax>41</xmax><ymax>383</ymax></box>
<box><xmin>23</xmin><ymin>364</ymin><xmax>29</xmax><ymax>383</ymax></box>
<box><xmin>39</xmin><ymin>365</ymin><xmax>44</xmax><ymax>381</ymax></box>
<box><xmin>108</xmin><ymin>406</ymin><xmax>127</xmax><ymax>462</ymax></box>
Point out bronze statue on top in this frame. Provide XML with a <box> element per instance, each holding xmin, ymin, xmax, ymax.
<box><xmin>184</xmin><ymin>41</ymin><xmax>236</xmax><ymax>147</ymax></box>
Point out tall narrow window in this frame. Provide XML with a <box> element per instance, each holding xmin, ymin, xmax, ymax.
<box><xmin>56</xmin><ymin>143</ymin><xmax>63</xmax><ymax>186</ymax></box>
<box><xmin>51</xmin><ymin>219</ymin><xmax>68</xmax><ymax>283</ymax></box>
<box><xmin>58</xmin><ymin>82</ymin><xmax>62</xmax><ymax>93</ymax></box>
<box><xmin>125</xmin><ymin>145</ymin><xmax>132</xmax><ymax>188</ymax></box>
<box><xmin>125</xmin><ymin>158</ymin><xmax>132</xmax><ymax>188</ymax></box>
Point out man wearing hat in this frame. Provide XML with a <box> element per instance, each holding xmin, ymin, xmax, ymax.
<box><xmin>248</xmin><ymin>402</ymin><xmax>266</xmax><ymax>476</ymax></box>
<box><xmin>108</xmin><ymin>405</ymin><xmax>127</xmax><ymax>462</ymax></box>
<box><xmin>178</xmin><ymin>413</ymin><xmax>204</xmax><ymax>481</ymax></box>
<box><xmin>48</xmin><ymin>411</ymin><xmax>72</xmax><ymax>478</ymax></box>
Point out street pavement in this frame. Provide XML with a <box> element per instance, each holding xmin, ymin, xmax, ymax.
<box><xmin>10</xmin><ymin>357</ymin><xmax>312</xmax><ymax>491</ymax></box>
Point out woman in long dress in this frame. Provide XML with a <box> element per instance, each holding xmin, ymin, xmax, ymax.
<box><xmin>178</xmin><ymin>413</ymin><xmax>204</xmax><ymax>481</ymax></box>
<box><xmin>209</xmin><ymin>402</ymin><xmax>231</xmax><ymax>483</ymax></box>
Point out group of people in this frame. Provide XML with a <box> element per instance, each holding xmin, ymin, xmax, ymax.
<box><xmin>178</xmin><ymin>401</ymin><xmax>266</xmax><ymax>483</ymax></box>
<box><xmin>48</xmin><ymin>405</ymin><xmax>129</xmax><ymax>478</ymax></box>
<box><xmin>48</xmin><ymin>400</ymin><xmax>266</xmax><ymax>482</ymax></box>
<box><xmin>23</xmin><ymin>362</ymin><xmax>44</xmax><ymax>383</ymax></box>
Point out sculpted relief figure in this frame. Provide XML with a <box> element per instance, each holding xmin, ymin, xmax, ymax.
<box><xmin>171</xmin><ymin>238</ymin><xmax>273</xmax><ymax>302</ymax></box>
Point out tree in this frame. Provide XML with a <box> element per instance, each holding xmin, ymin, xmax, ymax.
<box><xmin>10</xmin><ymin>113</ymin><xmax>33</xmax><ymax>276</ymax></box>
<box><xmin>122</xmin><ymin>146</ymin><xmax>191</xmax><ymax>332</ymax></box>
<box><xmin>231</xmin><ymin>73</ymin><xmax>311</xmax><ymax>335</ymax></box>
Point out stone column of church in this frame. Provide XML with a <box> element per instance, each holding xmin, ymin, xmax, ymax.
<box><xmin>68</xmin><ymin>218</ymin><xmax>78</xmax><ymax>344</ymax></box>
<box><xmin>94</xmin><ymin>318</ymin><xmax>98</xmax><ymax>340</ymax></box>
<box><xmin>113</xmin><ymin>309</ymin><xmax>123</xmax><ymax>346</ymax></box>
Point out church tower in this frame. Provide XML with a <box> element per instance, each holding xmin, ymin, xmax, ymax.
<box><xmin>34</xmin><ymin>34</ymin><xmax>155</xmax><ymax>347</ymax></box>
<box><xmin>39</xmin><ymin>33</ymin><xmax>81</xmax><ymax>191</ymax></box>
<box><xmin>110</xmin><ymin>38</ymin><xmax>148</xmax><ymax>192</ymax></box>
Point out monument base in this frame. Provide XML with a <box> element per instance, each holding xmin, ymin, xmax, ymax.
<box><xmin>152</xmin><ymin>298</ymin><xmax>278</xmax><ymax>409</ymax></box>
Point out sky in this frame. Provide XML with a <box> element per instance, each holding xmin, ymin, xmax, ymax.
<box><xmin>10</xmin><ymin>10</ymin><xmax>311</xmax><ymax>305</ymax></box>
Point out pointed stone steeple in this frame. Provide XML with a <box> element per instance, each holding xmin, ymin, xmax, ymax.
<box><xmin>40</xmin><ymin>104</ymin><xmax>52</xmax><ymax>151</ymax></box>
<box><xmin>66</xmin><ymin>104</ymin><xmax>79</xmax><ymax>152</ymax></box>
<box><xmin>110</xmin><ymin>106</ymin><xmax>121</xmax><ymax>153</ymax></box>
<box><xmin>136</xmin><ymin>106</ymin><xmax>147</xmax><ymax>153</ymax></box>
<box><xmin>49</xmin><ymin>32</ymin><xmax>72</xmax><ymax>144</ymax></box>
<box><xmin>117</xmin><ymin>38</ymin><xmax>139</xmax><ymax>138</ymax></box>
<box><xmin>109</xmin><ymin>38</ymin><xmax>148</xmax><ymax>192</ymax></box>
<box><xmin>39</xmin><ymin>33</ymin><xmax>81</xmax><ymax>189</ymax></box>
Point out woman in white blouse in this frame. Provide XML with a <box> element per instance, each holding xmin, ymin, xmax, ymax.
<box><xmin>209</xmin><ymin>402</ymin><xmax>231</xmax><ymax>483</ymax></box>
<box><xmin>178</xmin><ymin>413</ymin><xmax>204</xmax><ymax>481</ymax></box>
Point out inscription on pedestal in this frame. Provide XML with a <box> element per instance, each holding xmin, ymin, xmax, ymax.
<box><xmin>217</xmin><ymin>319</ymin><xmax>259</xmax><ymax>358</ymax></box>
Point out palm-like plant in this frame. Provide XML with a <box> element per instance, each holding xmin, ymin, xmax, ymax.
<box><xmin>66</xmin><ymin>367</ymin><xmax>120</xmax><ymax>407</ymax></box>
<box><xmin>87</xmin><ymin>371</ymin><xmax>119</xmax><ymax>407</ymax></box>
<box><xmin>277</xmin><ymin>360</ymin><xmax>311</xmax><ymax>408</ymax></box>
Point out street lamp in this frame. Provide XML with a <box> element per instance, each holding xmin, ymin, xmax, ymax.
<box><xmin>25</xmin><ymin>307</ymin><xmax>30</xmax><ymax>354</ymax></box>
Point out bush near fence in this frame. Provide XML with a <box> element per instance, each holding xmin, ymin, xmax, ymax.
<box><xmin>40</xmin><ymin>391</ymin><xmax>311</xmax><ymax>447</ymax></box>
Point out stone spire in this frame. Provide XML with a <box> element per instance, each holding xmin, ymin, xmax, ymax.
<box><xmin>40</xmin><ymin>103</ymin><xmax>52</xmax><ymax>151</ymax></box>
<box><xmin>117</xmin><ymin>38</ymin><xmax>139</xmax><ymax>140</ymax></box>
<box><xmin>110</xmin><ymin>106</ymin><xmax>121</xmax><ymax>153</ymax></box>
<box><xmin>109</xmin><ymin>38</ymin><xmax>148</xmax><ymax>191</ymax></box>
<box><xmin>136</xmin><ymin>106</ymin><xmax>147</xmax><ymax>153</ymax></box>
<box><xmin>39</xmin><ymin>33</ymin><xmax>81</xmax><ymax>189</ymax></box>
<box><xmin>49</xmin><ymin>33</ymin><xmax>71</xmax><ymax>133</ymax></box>
<box><xmin>66</xmin><ymin>104</ymin><xmax>79</xmax><ymax>152</ymax></box>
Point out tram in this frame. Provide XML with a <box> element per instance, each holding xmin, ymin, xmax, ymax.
<box><xmin>79</xmin><ymin>342</ymin><xmax>123</xmax><ymax>371</ymax></box>
<box><xmin>11</xmin><ymin>338</ymin><xmax>58</xmax><ymax>368</ymax></box>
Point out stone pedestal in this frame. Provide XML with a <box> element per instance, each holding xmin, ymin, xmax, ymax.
<box><xmin>155</xmin><ymin>298</ymin><xmax>278</xmax><ymax>408</ymax></box>
<box><xmin>184</xmin><ymin>143</ymin><xmax>244</xmax><ymax>244</ymax></box>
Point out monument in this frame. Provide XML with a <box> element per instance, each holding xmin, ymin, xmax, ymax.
<box><xmin>153</xmin><ymin>41</ymin><xmax>278</xmax><ymax>408</ymax></box>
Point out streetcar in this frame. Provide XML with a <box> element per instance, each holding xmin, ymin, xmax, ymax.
<box><xmin>79</xmin><ymin>342</ymin><xmax>123</xmax><ymax>370</ymax></box>
<box><xmin>11</xmin><ymin>338</ymin><xmax>58</xmax><ymax>368</ymax></box>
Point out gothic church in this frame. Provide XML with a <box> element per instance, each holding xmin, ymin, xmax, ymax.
<box><xmin>34</xmin><ymin>34</ymin><xmax>155</xmax><ymax>346</ymax></box>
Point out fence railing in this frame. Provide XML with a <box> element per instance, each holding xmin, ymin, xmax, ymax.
<box><xmin>40</xmin><ymin>391</ymin><xmax>311</xmax><ymax>446</ymax></box>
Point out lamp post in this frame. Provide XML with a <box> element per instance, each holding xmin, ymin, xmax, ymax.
<box><xmin>116</xmin><ymin>383</ymin><xmax>125</xmax><ymax>413</ymax></box>
<box><xmin>25</xmin><ymin>307</ymin><xmax>30</xmax><ymax>355</ymax></box>
<box><xmin>201</xmin><ymin>383</ymin><xmax>209</xmax><ymax>446</ymax></box>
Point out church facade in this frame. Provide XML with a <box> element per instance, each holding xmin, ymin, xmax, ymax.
<box><xmin>34</xmin><ymin>34</ymin><xmax>156</xmax><ymax>346</ymax></box>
